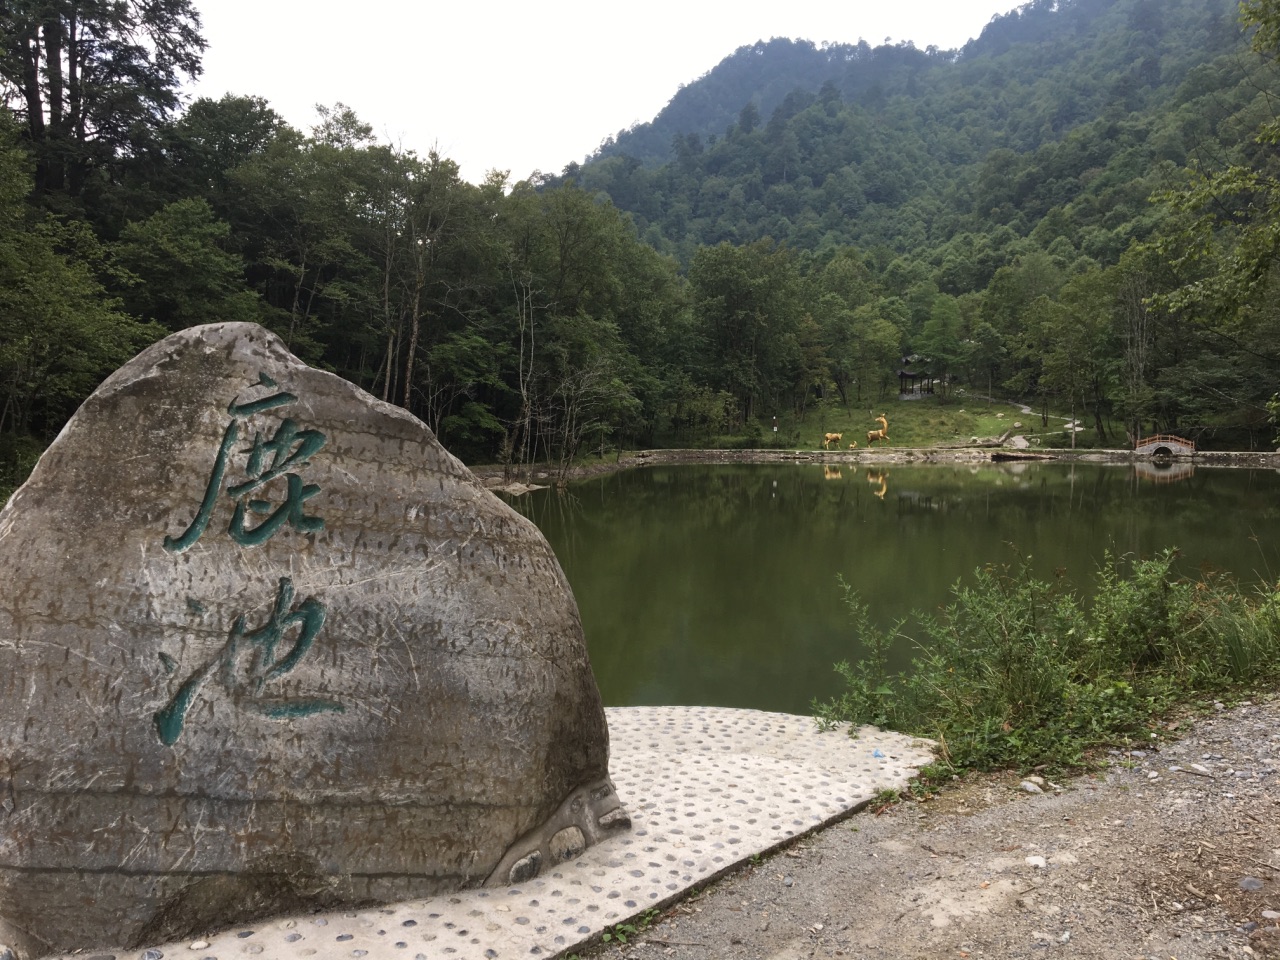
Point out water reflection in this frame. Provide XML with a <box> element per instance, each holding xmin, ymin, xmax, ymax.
<box><xmin>511</xmin><ymin>463</ymin><xmax>1280</xmax><ymax>715</ymax></box>
<box><xmin>867</xmin><ymin>468</ymin><xmax>888</xmax><ymax>500</ymax></box>
<box><xmin>1134</xmin><ymin>460</ymin><xmax>1196</xmax><ymax>484</ymax></box>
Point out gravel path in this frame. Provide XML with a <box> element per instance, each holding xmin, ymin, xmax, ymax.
<box><xmin>589</xmin><ymin>698</ymin><xmax>1280</xmax><ymax>960</ymax></box>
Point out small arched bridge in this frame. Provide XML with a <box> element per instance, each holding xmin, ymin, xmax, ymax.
<box><xmin>1134</xmin><ymin>434</ymin><xmax>1195</xmax><ymax>458</ymax></box>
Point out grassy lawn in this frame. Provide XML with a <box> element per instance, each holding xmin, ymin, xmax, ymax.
<box><xmin>674</xmin><ymin>393</ymin><xmax>1102</xmax><ymax>451</ymax></box>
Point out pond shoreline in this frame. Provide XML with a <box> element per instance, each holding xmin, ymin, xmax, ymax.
<box><xmin>468</xmin><ymin>444</ymin><xmax>1280</xmax><ymax>492</ymax></box>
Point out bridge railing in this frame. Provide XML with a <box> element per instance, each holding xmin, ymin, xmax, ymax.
<box><xmin>1135</xmin><ymin>434</ymin><xmax>1195</xmax><ymax>451</ymax></box>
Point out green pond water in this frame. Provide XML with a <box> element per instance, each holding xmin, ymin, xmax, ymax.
<box><xmin>510</xmin><ymin>462</ymin><xmax>1280</xmax><ymax>715</ymax></box>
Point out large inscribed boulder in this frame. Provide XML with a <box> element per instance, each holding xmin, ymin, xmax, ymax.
<box><xmin>0</xmin><ymin>323</ymin><xmax>628</xmax><ymax>957</ymax></box>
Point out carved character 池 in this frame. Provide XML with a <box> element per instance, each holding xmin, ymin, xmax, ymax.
<box><xmin>153</xmin><ymin>576</ymin><xmax>342</xmax><ymax>746</ymax></box>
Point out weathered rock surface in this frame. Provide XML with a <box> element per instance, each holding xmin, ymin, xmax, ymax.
<box><xmin>0</xmin><ymin>322</ymin><xmax>627</xmax><ymax>957</ymax></box>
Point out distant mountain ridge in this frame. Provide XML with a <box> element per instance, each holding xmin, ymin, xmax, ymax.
<box><xmin>589</xmin><ymin>38</ymin><xmax>946</xmax><ymax>169</ymax></box>
<box><xmin>588</xmin><ymin>0</ymin><xmax>1237</xmax><ymax>171</ymax></box>
<box><xmin>556</xmin><ymin>0</ymin><xmax>1245</xmax><ymax>270</ymax></box>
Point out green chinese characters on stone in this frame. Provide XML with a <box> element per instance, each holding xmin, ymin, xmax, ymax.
<box><xmin>157</xmin><ymin>374</ymin><xmax>338</xmax><ymax>746</ymax></box>
<box><xmin>164</xmin><ymin>374</ymin><xmax>326</xmax><ymax>553</ymax></box>
<box><xmin>153</xmin><ymin>576</ymin><xmax>343</xmax><ymax>746</ymax></box>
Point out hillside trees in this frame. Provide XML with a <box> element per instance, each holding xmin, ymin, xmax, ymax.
<box><xmin>0</xmin><ymin>0</ymin><xmax>205</xmax><ymax>205</ymax></box>
<box><xmin>687</xmin><ymin>240</ymin><xmax>806</xmax><ymax>422</ymax></box>
<box><xmin>3</xmin><ymin>0</ymin><xmax>1279</xmax><ymax>479</ymax></box>
<box><xmin>1140</xmin><ymin>0</ymin><xmax>1280</xmax><ymax>443</ymax></box>
<box><xmin>575</xmin><ymin>0</ymin><xmax>1241</xmax><ymax>265</ymax></box>
<box><xmin>0</xmin><ymin>114</ymin><xmax>158</xmax><ymax>451</ymax></box>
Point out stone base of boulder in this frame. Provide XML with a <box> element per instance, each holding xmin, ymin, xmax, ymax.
<box><xmin>486</xmin><ymin>775</ymin><xmax>632</xmax><ymax>886</ymax></box>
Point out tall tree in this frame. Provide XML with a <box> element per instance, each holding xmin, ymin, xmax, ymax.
<box><xmin>0</xmin><ymin>0</ymin><xmax>205</xmax><ymax>201</ymax></box>
<box><xmin>688</xmin><ymin>239</ymin><xmax>803</xmax><ymax>420</ymax></box>
<box><xmin>168</xmin><ymin>94</ymin><xmax>290</xmax><ymax>207</ymax></box>
<box><xmin>916</xmin><ymin>293</ymin><xmax>964</xmax><ymax>397</ymax></box>
<box><xmin>227</xmin><ymin>107</ymin><xmax>373</xmax><ymax>356</ymax></box>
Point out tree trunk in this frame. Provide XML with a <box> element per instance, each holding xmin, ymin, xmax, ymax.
<box><xmin>402</xmin><ymin>282</ymin><xmax>422</xmax><ymax>410</ymax></box>
<box><xmin>379</xmin><ymin>328</ymin><xmax>397</xmax><ymax>404</ymax></box>
<box><xmin>42</xmin><ymin>18</ymin><xmax>64</xmax><ymax>144</ymax></box>
<box><xmin>16</xmin><ymin>25</ymin><xmax>46</xmax><ymax>191</ymax></box>
<box><xmin>287</xmin><ymin>251</ymin><xmax>309</xmax><ymax>346</ymax></box>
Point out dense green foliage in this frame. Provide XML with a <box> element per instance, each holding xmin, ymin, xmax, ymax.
<box><xmin>575</xmin><ymin>0</ymin><xmax>1241</xmax><ymax>259</ymax></box>
<box><xmin>814</xmin><ymin>553</ymin><xmax>1280</xmax><ymax>771</ymax></box>
<box><xmin>0</xmin><ymin>114</ymin><xmax>160</xmax><ymax>444</ymax></box>
<box><xmin>0</xmin><ymin>0</ymin><xmax>205</xmax><ymax>206</ymax></box>
<box><xmin>4</xmin><ymin>0</ymin><xmax>1280</xmax><ymax>498</ymax></box>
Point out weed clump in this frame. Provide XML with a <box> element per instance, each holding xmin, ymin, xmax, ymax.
<box><xmin>814</xmin><ymin>550</ymin><xmax>1280</xmax><ymax>772</ymax></box>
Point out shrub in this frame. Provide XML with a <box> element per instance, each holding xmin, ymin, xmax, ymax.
<box><xmin>815</xmin><ymin>550</ymin><xmax>1280</xmax><ymax>772</ymax></box>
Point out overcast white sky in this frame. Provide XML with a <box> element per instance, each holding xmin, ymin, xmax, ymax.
<box><xmin>187</xmin><ymin>0</ymin><xmax>1022</xmax><ymax>184</ymax></box>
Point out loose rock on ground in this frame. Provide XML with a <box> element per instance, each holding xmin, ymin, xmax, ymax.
<box><xmin>592</xmin><ymin>697</ymin><xmax>1280</xmax><ymax>960</ymax></box>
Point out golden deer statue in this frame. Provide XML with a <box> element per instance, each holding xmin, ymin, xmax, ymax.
<box><xmin>822</xmin><ymin>432</ymin><xmax>843</xmax><ymax>449</ymax></box>
<box><xmin>867</xmin><ymin>414</ymin><xmax>889</xmax><ymax>447</ymax></box>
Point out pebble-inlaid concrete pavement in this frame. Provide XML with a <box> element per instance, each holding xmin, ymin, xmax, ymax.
<box><xmin>43</xmin><ymin>707</ymin><xmax>935</xmax><ymax>960</ymax></box>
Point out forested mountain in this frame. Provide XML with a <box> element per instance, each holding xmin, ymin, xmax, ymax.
<box><xmin>594</xmin><ymin>0</ymin><xmax>1238</xmax><ymax>173</ymax></box>
<box><xmin>2</xmin><ymin>0</ymin><xmax>1280</xmax><ymax>497</ymax></box>
<box><xmin>567</xmin><ymin>0</ymin><xmax>1242</xmax><ymax>263</ymax></box>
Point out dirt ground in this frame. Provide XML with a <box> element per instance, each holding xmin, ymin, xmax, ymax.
<box><xmin>588</xmin><ymin>697</ymin><xmax>1280</xmax><ymax>960</ymax></box>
